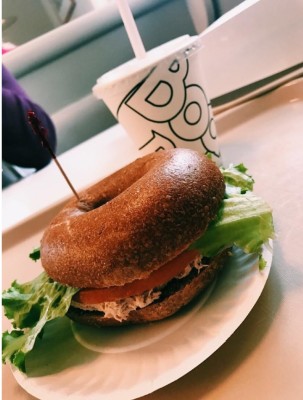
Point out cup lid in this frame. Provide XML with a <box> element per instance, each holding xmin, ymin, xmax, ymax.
<box><xmin>93</xmin><ymin>35</ymin><xmax>201</xmax><ymax>97</ymax></box>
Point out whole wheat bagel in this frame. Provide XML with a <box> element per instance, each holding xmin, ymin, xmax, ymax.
<box><xmin>41</xmin><ymin>148</ymin><xmax>225</xmax><ymax>289</ymax></box>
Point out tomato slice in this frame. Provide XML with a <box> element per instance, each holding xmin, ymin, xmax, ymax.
<box><xmin>73</xmin><ymin>249</ymin><xmax>200</xmax><ymax>304</ymax></box>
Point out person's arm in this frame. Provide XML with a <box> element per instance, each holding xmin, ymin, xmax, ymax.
<box><xmin>2</xmin><ymin>65</ymin><xmax>57</xmax><ymax>169</ymax></box>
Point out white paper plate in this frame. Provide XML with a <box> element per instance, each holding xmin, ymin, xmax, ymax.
<box><xmin>12</xmin><ymin>244</ymin><xmax>272</xmax><ymax>400</ymax></box>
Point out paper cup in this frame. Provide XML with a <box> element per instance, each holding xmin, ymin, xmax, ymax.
<box><xmin>93</xmin><ymin>35</ymin><xmax>220</xmax><ymax>161</ymax></box>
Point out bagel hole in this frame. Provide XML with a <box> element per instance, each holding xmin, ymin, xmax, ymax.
<box><xmin>77</xmin><ymin>198</ymin><xmax>111</xmax><ymax>212</ymax></box>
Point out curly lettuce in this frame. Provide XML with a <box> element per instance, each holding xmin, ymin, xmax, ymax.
<box><xmin>190</xmin><ymin>192</ymin><xmax>274</xmax><ymax>260</ymax></box>
<box><xmin>2</xmin><ymin>273</ymin><xmax>78</xmax><ymax>372</ymax></box>
<box><xmin>194</xmin><ymin>163</ymin><xmax>274</xmax><ymax>262</ymax></box>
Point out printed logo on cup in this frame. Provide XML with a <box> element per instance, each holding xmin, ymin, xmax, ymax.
<box><xmin>116</xmin><ymin>55</ymin><xmax>219</xmax><ymax>160</ymax></box>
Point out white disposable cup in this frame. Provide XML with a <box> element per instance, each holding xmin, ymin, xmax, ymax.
<box><xmin>93</xmin><ymin>35</ymin><xmax>220</xmax><ymax>161</ymax></box>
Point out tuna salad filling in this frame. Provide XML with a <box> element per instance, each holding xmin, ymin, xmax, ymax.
<box><xmin>70</xmin><ymin>255</ymin><xmax>211</xmax><ymax>322</ymax></box>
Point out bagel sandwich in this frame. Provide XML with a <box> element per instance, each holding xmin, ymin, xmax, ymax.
<box><xmin>2</xmin><ymin>149</ymin><xmax>274</xmax><ymax>372</ymax></box>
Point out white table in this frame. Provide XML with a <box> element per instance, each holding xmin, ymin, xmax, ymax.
<box><xmin>3</xmin><ymin>77</ymin><xmax>303</xmax><ymax>400</ymax></box>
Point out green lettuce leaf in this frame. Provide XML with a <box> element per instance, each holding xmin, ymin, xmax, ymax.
<box><xmin>29</xmin><ymin>247</ymin><xmax>41</xmax><ymax>262</ymax></box>
<box><xmin>193</xmin><ymin>162</ymin><xmax>274</xmax><ymax>264</ymax></box>
<box><xmin>220</xmin><ymin>163</ymin><xmax>255</xmax><ymax>195</ymax></box>
<box><xmin>190</xmin><ymin>192</ymin><xmax>274</xmax><ymax>259</ymax></box>
<box><xmin>2</xmin><ymin>273</ymin><xmax>78</xmax><ymax>372</ymax></box>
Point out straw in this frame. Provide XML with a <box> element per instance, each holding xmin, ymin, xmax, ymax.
<box><xmin>116</xmin><ymin>0</ymin><xmax>146</xmax><ymax>59</ymax></box>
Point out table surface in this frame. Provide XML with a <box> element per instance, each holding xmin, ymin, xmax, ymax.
<box><xmin>2</xmin><ymin>77</ymin><xmax>303</xmax><ymax>400</ymax></box>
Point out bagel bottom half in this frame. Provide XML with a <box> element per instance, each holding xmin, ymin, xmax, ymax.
<box><xmin>67</xmin><ymin>249</ymin><xmax>229</xmax><ymax>326</ymax></box>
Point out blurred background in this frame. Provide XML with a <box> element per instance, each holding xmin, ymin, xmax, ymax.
<box><xmin>2</xmin><ymin>0</ymin><xmax>243</xmax><ymax>45</ymax></box>
<box><xmin>1</xmin><ymin>0</ymin><xmax>246</xmax><ymax>186</ymax></box>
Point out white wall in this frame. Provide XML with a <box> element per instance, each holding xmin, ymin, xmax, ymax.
<box><xmin>2</xmin><ymin>0</ymin><xmax>61</xmax><ymax>45</ymax></box>
<box><xmin>216</xmin><ymin>0</ymin><xmax>245</xmax><ymax>14</ymax></box>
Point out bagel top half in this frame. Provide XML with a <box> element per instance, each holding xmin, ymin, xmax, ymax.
<box><xmin>40</xmin><ymin>149</ymin><xmax>225</xmax><ymax>289</ymax></box>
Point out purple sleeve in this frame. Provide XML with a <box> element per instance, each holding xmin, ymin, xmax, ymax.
<box><xmin>2</xmin><ymin>65</ymin><xmax>57</xmax><ymax>169</ymax></box>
